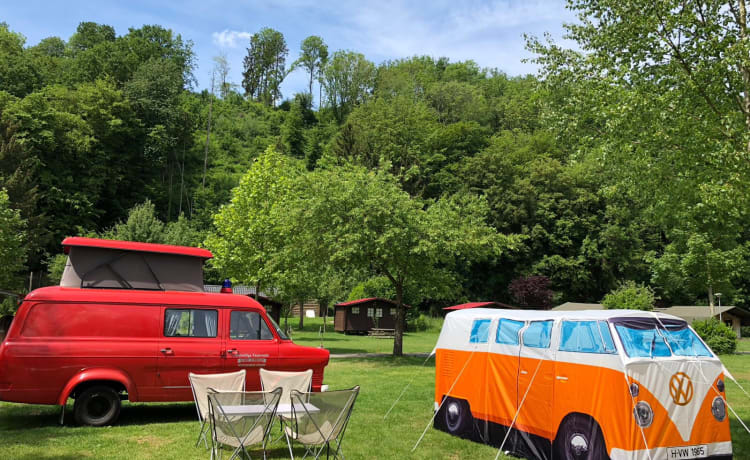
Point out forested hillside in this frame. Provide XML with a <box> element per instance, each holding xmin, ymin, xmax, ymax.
<box><xmin>2</xmin><ymin>4</ymin><xmax>749</xmax><ymax>322</ymax></box>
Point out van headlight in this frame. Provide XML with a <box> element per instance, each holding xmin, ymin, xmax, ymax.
<box><xmin>712</xmin><ymin>397</ymin><xmax>726</xmax><ymax>421</ymax></box>
<box><xmin>633</xmin><ymin>401</ymin><xmax>653</xmax><ymax>428</ymax></box>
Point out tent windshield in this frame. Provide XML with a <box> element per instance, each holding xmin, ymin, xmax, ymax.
<box><xmin>612</xmin><ymin>318</ymin><xmax>712</xmax><ymax>358</ymax></box>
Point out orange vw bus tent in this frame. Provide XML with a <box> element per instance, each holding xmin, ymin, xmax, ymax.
<box><xmin>432</xmin><ymin>308</ymin><xmax>732</xmax><ymax>460</ymax></box>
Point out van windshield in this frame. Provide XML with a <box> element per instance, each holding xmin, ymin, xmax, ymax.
<box><xmin>612</xmin><ymin>318</ymin><xmax>712</xmax><ymax>358</ymax></box>
<box><xmin>267</xmin><ymin>315</ymin><xmax>289</xmax><ymax>340</ymax></box>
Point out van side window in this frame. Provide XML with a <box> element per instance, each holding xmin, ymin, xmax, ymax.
<box><xmin>496</xmin><ymin>319</ymin><xmax>524</xmax><ymax>345</ymax></box>
<box><xmin>230</xmin><ymin>311</ymin><xmax>274</xmax><ymax>340</ymax></box>
<box><xmin>523</xmin><ymin>321</ymin><xmax>553</xmax><ymax>348</ymax></box>
<box><xmin>164</xmin><ymin>309</ymin><xmax>217</xmax><ymax>338</ymax></box>
<box><xmin>559</xmin><ymin>320</ymin><xmax>616</xmax><ymax>354</ymax></box>
<box><xmin>470</xmin><ymin>319</ymin><xmax>492</xmax><ymax>343</ymax></box>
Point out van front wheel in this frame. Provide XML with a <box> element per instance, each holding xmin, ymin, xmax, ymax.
<box><xmin>73</xmin><ymin>385</ymin><xmax>121</xmax><ymax>426</ymax></box>
<box><xmin>554</xmin><ymin>415</ymin><xmax>608</xmax><ymax>460</ymax></box>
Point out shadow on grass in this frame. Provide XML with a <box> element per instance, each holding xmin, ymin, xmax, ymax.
<box><xmin>118</xmin><ymin>402</ymin><xmax>195</xmax><ymax>426</ymax></box>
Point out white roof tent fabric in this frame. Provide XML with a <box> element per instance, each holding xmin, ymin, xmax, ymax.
<box><xmin>59</xmin><ymin>237</ymin><xmax>213</xmax><ymax>292</ymax></box>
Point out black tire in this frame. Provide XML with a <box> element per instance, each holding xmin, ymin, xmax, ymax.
<box><xmin>440</xmin><ymin>397</ymin><xmax>473</xmax><ymax>437</ymax></box>
<box><xmin>554</xmin><ymin>415</ymin><xmax>608</xmax><ymax>460</ymax></box>
<box><xmin>73</xmin><ymin>385</ymin><xmax>121</xmax><ymax>426</ymax></box>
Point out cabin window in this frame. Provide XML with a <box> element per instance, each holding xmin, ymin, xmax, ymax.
<box><xmin>164</xmin><ymin>309</ymin><xmax>218</xmax><ymax>338</ymax></box>
<box><xmin>230</xmin><ymin>311</ymin><xmax>274</xmax><ymax>340</ymax></box>
<box><xmin>376</xmin><ymin>308</ymin><xmax>383</xmax><ymax>318</ymax></box>
<box><xmin>523</xmin><ymin>320</ymin><xmax>553</xmax><ymax>348</ymax></box>
<box><xmin>559</xmin><ymin>320</ymin><xmax>616</xmax><ymax>354</ymax></box>
<box><xmin>367</xmin><ymin>308</ymin><xmax>374</xmax><ymax>317</ymax></box>
<box><xmin>352</xmin><ymin>307</ymin><xmax>360</xmax><ymax>315</ymax></box>
<box><xmin>496</xmin><ymin>319</ymin><xmax>524</xmax><ymax>345</ymax></box>
<box><xmin>470</xmin><ymin>319</ymin><xmax>492</xmax><ymax>343</ymax></box>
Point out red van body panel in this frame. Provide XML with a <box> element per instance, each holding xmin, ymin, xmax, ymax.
<box><xmin>0</xmin><ymin>286</ymin><xmax>329</xmax><ymax>406</ymax></box>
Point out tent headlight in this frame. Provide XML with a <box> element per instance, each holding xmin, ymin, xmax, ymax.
<box><xmin>717</xmin><ymin>379</ymin><xmax>725</xmax><ymax>393</ymax></box>
<box><xmin>629</xmin><ymin>383</ymin><xmax>639</xmax><ymax>397</ymax></box>
<box><xmin>711</xmin><ymin>396</ymin><xmax>726</xmax><ymax>422</ymax></box>
<box><xmin>633</xmin><ymin>401</ymin><xmax>653</xmax><ymax>428</ymax></box>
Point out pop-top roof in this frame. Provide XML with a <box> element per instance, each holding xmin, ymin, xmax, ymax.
<box><xmin>62</xmin><ymin>237</ymin><xmax>213</xmax><ymax>259</ymax></box>
<box><xmin>443</xmin><ymin>301</ymin><xmax>516</xmax><ymax>311</ymax></box>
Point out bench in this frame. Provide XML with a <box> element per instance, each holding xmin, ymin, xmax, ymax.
<box><xmin>369</xmin><ymin>328</ymin><xmax>395</xmax><ymax>338</ymax></box>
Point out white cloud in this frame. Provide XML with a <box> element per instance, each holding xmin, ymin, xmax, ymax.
<box><xmin>212</xmin><ymin>29</ymin><xmax>252</xmax><ymax>48</ymax></box>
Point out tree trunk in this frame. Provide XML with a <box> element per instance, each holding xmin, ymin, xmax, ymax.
<box><xmin>298</xmin><ymin>298</ymin><xmax>305</xmax><ymax>330</ymax></box>
<box><xmin>708</xmin><ymin>284</ymin><xmax>715</xmax><ymax>320</ymax></box>
<box><xmin>392</xmin><ymin>283</ymin><xmax>404</xmax><ymax>356</ymax></box>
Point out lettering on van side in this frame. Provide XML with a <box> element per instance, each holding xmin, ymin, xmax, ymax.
<box><xmin>236</xmin><ymin>353</ymin><xmax>269</xmax><ymax>367</ymax></box>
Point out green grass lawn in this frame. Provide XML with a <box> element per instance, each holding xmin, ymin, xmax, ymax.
<box><xmin>1</xmin><ymin>333</ymin><xmax>749</xmax><ymax>459</ymax></box>
<box><xmin>737</xmin><ymin>338</ymin><xmax>750</xmax><ymax>353</ymax></box>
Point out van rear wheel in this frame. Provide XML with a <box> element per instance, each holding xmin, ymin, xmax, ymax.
<box><xmin>554</xmin><ymin>415</ymin><xmax>608</xmax><ymax>460</ymax></box>
<box><xmin>440</xmin><ymin>397</ymin><xmax>473</xmax><ymax>436</ymax></box>
<box><xmin>73</xmin><ymin>385</ymin><xmax>121</xmax><ymax>426</ymax></box>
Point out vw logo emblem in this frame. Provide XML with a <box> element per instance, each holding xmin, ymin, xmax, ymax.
<box><xmin>669</xmin><ymin>372</ymin><xmax>694</xmax><ymax>406</ymax></box>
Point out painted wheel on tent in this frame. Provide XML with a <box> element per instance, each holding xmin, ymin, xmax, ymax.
<box><xmin>440</xmin><ymin>397</ymin><xmax>473</xmax><ymax>436</ymax></box>
<box><xmin>554</xmin><ymin>414</ymin><xmax>608</xmax><ymax>460</ymax></box>
<box><xmin>73</xmin><ymin>385</ymin><xmax>121</xmax><ymax>426</ymax></box>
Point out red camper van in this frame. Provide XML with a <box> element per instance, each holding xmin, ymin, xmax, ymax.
<box><xmin>0</xmin><ymin>237</ymin><xmax>329</xmax><ymax>426</ymax></box>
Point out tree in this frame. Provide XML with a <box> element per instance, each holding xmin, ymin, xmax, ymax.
<box><xmin>0</xmin><ymin>189</ymin><xmax>26</xmax><ymax>290</ymax></box>
<box><xmin>212</xmin><ymin>52</ymin><xmax>232</xmax><ymax>98</ymax></box>
<box><xmin>105</xmin><ymin>200</ymin><xmax>165</xmax><ymax>243</ymax></box>
<box><xmin>529</xmin><ymin>0</ymin><xmax>750</xmax><ymax>309</ymax></box>
<box><xmin>206</xmin><ymin>147</ymin><xmax>302</xmax><ymax>297</ymax></box>
<box><xmin>282</xmin><ymin>166</ymin><xmax>511</xmax><ymax>355</ymax></box>
<box><xmin>321</xmin><ymin>51</ymin><xmax>376</xmax><ymax>122</ymax></box>
<box><xmin>509</xmin><ymin>275</ymin><xmax>554</xmax><ymax>308</ymax></box>
<box><xmin>242</xmin><ymin>28</ymin><xmax>288</xmax><ymax>106</ymax></box>
<box><xmin>294</xmin><ymin>36</ymin><xmax>328</xmax><ymax>105</ymax></box>
<box><xmin>601</xmin><ymin>280</ymin><xmax>656</xmax><ymax>311</ymax></box>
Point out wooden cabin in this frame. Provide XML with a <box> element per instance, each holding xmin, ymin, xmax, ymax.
<box><xmin>334</xmin><ymin>298</ymin><xmax>404</xmax><ymax>334</ymax></box>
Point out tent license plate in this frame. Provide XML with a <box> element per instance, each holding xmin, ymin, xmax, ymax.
<box><xmin>668</xmin><ymin>445</ymin><xmax>707</xmax><ymax>459</ymax></box>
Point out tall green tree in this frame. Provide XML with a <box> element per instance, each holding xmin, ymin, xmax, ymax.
<box><xmin>294</xmin><ymin>36</ymin><xmax>328</xmax><ymax>105</ymax></box>
<box><xmin>529</xmin><ymin>0</ymin><xmax>750</xmax><ymax>308</ymax></box>
<box><xmin>321</xmin><ymin>51</ymin><xmax>376</xmax><ymax>122</ymax></box>
<box><xmin>282</xmin><ymin>166</ymin><xmax>510</xmax><ymax>355</ymax></box>
<box><xmin>242</xmin><ymin>28</ymin><xmax>288</xmax><ymax>106</ymax></box>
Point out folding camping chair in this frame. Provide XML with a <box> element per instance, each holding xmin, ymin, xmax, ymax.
<box><xmin>189</xmin><ymin>370</ymin><xmax>247</xmax><ymax>449</ymax></box>
<box><xmin>208</xmin><ymin>388</ymin><xmax>282</xmax><ymax>460</ymax></box>
<box><xmin>285</xmin><ymin>386</ymin><xmax>360</xmax><ymax>460</ymax></box>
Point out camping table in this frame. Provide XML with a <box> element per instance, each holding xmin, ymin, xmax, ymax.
<box><xmin>221</xmin><ymin>402</ymin><xmax>320</xmax><ymax>417</ymax></box>
<box><xmin>221</xmin><ymin>403</ymin><xmax>320</xmax><ymax>459</ymax></box>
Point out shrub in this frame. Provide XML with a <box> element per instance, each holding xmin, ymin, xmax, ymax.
<box><xmin>692</xmin><ymin>319</ymin><xmax>737</xmax><ymax>355</ymax></box>
<box><xmin>408</xmin><ymin>314</ymin><xmax>442</xmax><ymax>332</ymax></box>
<box><xmin>742</xmin><ymin>326</ymin><xmax>750</xmax><ymax>338</ymax></box>
<box><xmin>509</xmin><ymin>275</ymin><xmax>554</xmax><ymax>308</ymax></box>
<box><xmin>601</xmin><ymin>280</ymin><xmax>655</xmax><ymax>310</ymax></box>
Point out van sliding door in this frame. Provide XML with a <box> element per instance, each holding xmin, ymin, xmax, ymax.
<box><xmin>516</xmin><ymin>320</ymin><xmax>556</xmax><ymax>443</ymax></box>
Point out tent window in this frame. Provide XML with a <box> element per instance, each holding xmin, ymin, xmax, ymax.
<box><xmin>523</xmin><ymin>320</ymin><xmax>553</xmax><ymax>348</ymax></box>
<box><xmin>470</xmin><ymin>319</ymin><xmax>492</xmax><ymax>343</ymax></box>
<box><xmin>230</xmin><ymin>311</ymin><xmax>273</xmax><ymax>340</ymax></box>
<box><xmin>615</xmin><ymin>324</ymin><xmax>711</xmax><ymax>358</ymax></box>
<box><xmin>559</xmin><ymin>320</ymin><xmax>616</xmax><ymax>354</ymax></box>
<box><xmin>164</xmin><ymin>309</ymin><xmax>217</xmax><ymax>338</ymax></box>
<box><xmin>496</xmin><ymin>319</ymin><xmax>524</xmax><ymax>345</ymax></box>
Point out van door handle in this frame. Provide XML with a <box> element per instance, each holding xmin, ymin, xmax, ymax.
<box><xmin>556</xmin><ymin>376</ymin><xmax>568</xmax><ymax>381</ymax></box>
<box><xmin>160</xmin><ymin>348</ymin><xmax>174</xmax><ymax>355</ymax></box>
<box><xmin>227</xmin><ymin>348</ymin><xmax>238</xmax><ymax>355</ymax></box>
<box><xmin>520</xmin><ymin>370</ymin><xmax>528</xmax><ymax>375</ymax></box>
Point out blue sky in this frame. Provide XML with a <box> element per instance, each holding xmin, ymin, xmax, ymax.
<box><xmin>1</xmin><ymin>0</ymin><xmax>577</xmax><ymax>98</ymax></box>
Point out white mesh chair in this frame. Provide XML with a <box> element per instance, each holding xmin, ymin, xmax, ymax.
<box><xmin>260</xmin><ymin>368</ymin><xmax>314</xmax><ymax>453</ymax></box>
<box><xmin>285</xmin><ymin>386</ymin><xmax>360</xmax><ymax>460</ymax></box>
<box><xmin>189</xmin><ymin>370</ymin><xmax>247</xmax><ymax>449</ymax></box>
<box><xmin>208</xmin><ymin>388</ymin><xmax>282</xmax><ymax>460</ymax></box>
